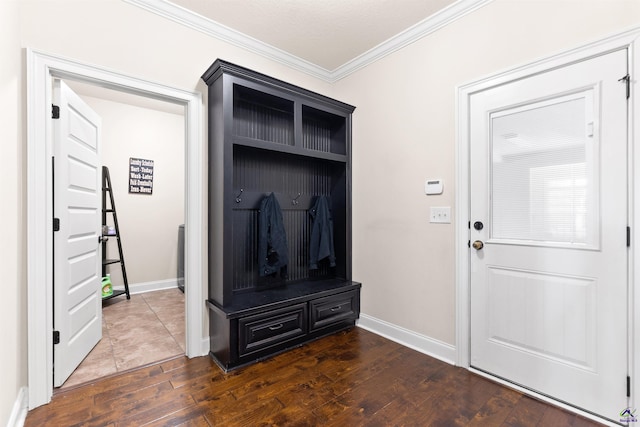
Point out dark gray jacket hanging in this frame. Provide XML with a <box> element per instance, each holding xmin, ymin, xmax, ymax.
<box><xmin>309</xmin><ymin>195</ymin><xmax>336</xmax><ymax>269</ymax></box>
<box><xmin>258</xmin><ymin>192</ymin><xmax>289</xmax><ymax>277</ymax></box>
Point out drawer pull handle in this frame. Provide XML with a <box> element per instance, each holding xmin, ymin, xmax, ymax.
<box><xmin>269</xmin><ymin>323</ymin><xmax>284</xmax><ymax>331</ymax></box>
<box><xmin>330</xmin><ymin>305</ymin><xmax>342</xmax><ymax>312</ymax></box>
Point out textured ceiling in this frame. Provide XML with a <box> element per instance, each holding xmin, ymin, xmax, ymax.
<box><xmin>169</xmin><ymin>0</ymin><xmax>458</xmax><ymax>71</ymax></box>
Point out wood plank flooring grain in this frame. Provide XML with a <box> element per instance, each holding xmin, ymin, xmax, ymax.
<box><xmin>25</xmin><ymin>328</ymin><xmax>605</xmax><ymax>427</ymax></box>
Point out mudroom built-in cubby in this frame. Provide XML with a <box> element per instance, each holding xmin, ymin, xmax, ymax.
<box><xmin>202</xmin><ymin>60</ymin><xmax>361</xmax><ymax>371</ymax></box>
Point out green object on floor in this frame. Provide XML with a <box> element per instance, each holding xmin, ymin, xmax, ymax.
<box><xmin>102</xmin><ymin>275</ymin><xmax>113</xmax><ymax>298</ymax></box>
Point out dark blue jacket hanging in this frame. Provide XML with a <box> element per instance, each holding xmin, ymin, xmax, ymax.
<box><xmin>258</xmin><ymin>192</ymin><xmax>289</xmax><ymax>277</ymax></box>
<box><xmin>309</xmin><ymin>195</ymin><xmax>336</xmax><ymax>270</ymax></box>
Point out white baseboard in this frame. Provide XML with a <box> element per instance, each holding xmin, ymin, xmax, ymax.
<box><xmin>113</xmin><ymin>278</ymin><xmax>179</xmax><ymax>295</ymax></box>
<box><xmin>200</xmin><ymin>336</ymin><xmax>210</xmax><ymax>357</ymax></box>
<box><xmin>357</xmin><ymin>313</ymin><xmax>456</xmax><ymax>365</ymax></box>
<box><xmin>7</xmin><ymin>387</ymin><xmax>28</xmax><ymax>427</ymax></box>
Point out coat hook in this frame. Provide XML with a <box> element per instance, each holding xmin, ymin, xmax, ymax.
<box><xmin>292</xmin><ymin>193</ymin><xmax>302</xmax><ymax>205</ymax></box>
<box><xmin>235</xmin><ymin>188</ymin><xmax>244</xmax><ymax>203</ymax></box>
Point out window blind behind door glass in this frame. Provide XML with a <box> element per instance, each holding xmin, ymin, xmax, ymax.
<box><xmin>490</xmin><ymin>93</ymin><xmax>597</xmax><ymax>246</ymax></box>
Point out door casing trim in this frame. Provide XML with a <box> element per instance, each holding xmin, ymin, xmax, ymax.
<box><xmin>26</xmin><ymin>48</ymin><xmax>205</xmax><ymax>409</ymax></box>
<box><xmin>456</xmin><ymin>26</ymin><xmax>640</xmax><ymax>420</ymax></box>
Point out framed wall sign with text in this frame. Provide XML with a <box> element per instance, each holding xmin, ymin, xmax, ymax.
<box><xmin>129</xmin><ymin>157</ymin><xmax>154</xmax><ymax>194</ymax></box>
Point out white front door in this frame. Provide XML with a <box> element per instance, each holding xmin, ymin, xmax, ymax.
<box><xmin>53</xmin><ymin>79</ymin><xmax>103</xmax><ymax>387</ymax></box>
<box><xmin>469</xmin><ymin>49</ymin><xmax>628</xmax><ymax>421</ymax></box>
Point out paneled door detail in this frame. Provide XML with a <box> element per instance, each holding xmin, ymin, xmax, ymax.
<box><xmin>469</xmin><ymin>49</ymin><xmax>628</xmax><ymax>421</ymax></box>
<box><xmin>53</xmin><ymin>79</ymin><xmax>103</xmax><ymax>387</ymax></box>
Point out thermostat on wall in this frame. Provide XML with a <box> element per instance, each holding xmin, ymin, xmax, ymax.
<box><xmin>425</xmin><ymin>179</ymin><xmax>443</xmax><ymax>195</ymax></box>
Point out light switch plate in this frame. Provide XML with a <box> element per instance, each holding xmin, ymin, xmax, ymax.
<box><xmin>430</xmin><ymin>207</ymin><xmax>451</xmax><ymax>223</ymax></box>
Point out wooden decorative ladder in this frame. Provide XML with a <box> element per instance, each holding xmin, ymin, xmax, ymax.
<box><xmin>101</xmin><ymin>166</ymin><xmax>130</xmax><ymax>300</ymax></box>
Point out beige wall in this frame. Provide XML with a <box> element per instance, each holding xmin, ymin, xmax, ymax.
<box><xmin>80</xmin><ymin>95</ymin><xmax>185</xmax><ymax>289</ymax></box>
<box><xmin>336</xmin><ymin>0</ymin><xmax>640</xmax><ymax>344</ymax></box>
<box><xmin>4</xmin><ymin>0</ymin><xmax>640</xmax><ymax>423</ymax></box>
<box><xmin>19</xmin><ymin>0</ymin><xmax>334</xmax><ymax>104</ymax></box>
<box><xmin>1</xmin><ymin>0</ymin><xmax>27</xmax><ymax>424</ymax></box>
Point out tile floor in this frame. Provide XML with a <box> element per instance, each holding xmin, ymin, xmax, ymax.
<box><xmin>60</xmin><ymin>288</ymin><xmax>185</xmax><ymax>389</ymax></box>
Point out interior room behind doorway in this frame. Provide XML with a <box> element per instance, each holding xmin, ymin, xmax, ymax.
<box><xmin>60</xmin><ymin>82</ymin><xmax>186</xmax><ymax>386</ymax></box>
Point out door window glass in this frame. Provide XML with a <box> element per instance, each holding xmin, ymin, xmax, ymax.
<box><xmin>490</xmin><ymin>91</ymin><xmax>598</xmax><ymax>247</ymax></box>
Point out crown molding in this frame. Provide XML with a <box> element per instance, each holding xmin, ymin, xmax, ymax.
<box><xmin>123</xmin><ymin>0</ymin><xmax>492</xmax><ymax>83</ymax></box>
<box><xmin>122</xmin><ymin>0</ymin><xmax>334</xmax><ymax>81</ymax></box>
<box><xmin>332</xmin><ymin>0</ymin><xmax>493</xmax><ymax>81</ymax></box>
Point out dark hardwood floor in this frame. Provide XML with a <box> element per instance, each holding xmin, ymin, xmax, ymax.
<box><xmin>25</xmin><ymin>328</ymin><xmax>604</xmax><ymax>426</ymax></box>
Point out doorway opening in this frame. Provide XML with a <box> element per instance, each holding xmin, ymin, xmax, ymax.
<box><xmin>27</xmin><ymin>49</ymin><xmax>205</xmax><ymax>409</ymax></box>
<box><xmin>59</xmin><ymin>80</ymin><xmax>188</xmax><ymax>388</ymax></box>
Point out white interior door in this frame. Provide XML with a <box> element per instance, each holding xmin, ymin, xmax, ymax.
<box><xmin>53</xmin><ymin>79</ymin><xmax>103</xmax><ymax>387</ymax></box>
<box><xmin>469</xmin><ymin>49</ymin><xmax>628</xmax><ymax>421</ymax></box>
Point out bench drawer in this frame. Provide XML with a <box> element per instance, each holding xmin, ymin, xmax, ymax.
<box><xmin>238</xmin><ymin>303</ymin><xmax>307</xmax><ymax>356</ymax></box>
<box><xmin>310</xmin><ymin>291</ymin><xmax>358</xmax><ymax>330</ymax></box>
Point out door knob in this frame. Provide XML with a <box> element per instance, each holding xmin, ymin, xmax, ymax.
<box><xmin>472</xmin><ymin>240</ymin><xmax>484</xmax><ymax>250</ymax></box>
